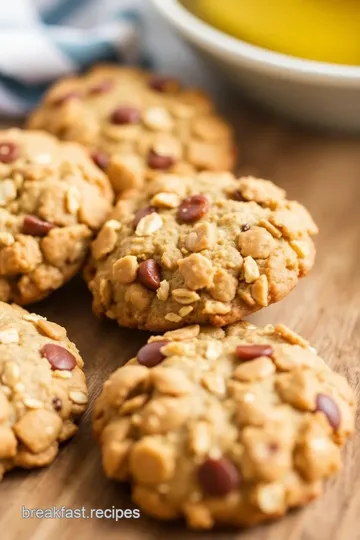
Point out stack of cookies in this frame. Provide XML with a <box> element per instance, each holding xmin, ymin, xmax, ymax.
<box><xmin>0</xmin><ymin>64</ymin><xmax>354</xmax><ymax>530</ymax></box>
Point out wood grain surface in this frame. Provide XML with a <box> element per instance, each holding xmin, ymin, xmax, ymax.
<box><xmin>2</xmin><ymin>106</ymin><xmax>360</xmax><ymax>540</ymax></box>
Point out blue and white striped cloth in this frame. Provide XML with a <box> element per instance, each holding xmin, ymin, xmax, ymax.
<box><xmin>0</xmin><ymin>0</ymin><xmax>142</xmax><ymax>116</ymax></box>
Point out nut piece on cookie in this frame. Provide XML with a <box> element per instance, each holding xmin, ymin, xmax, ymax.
<box><xmin>0</xmin><ymin>302</ymin><xmax>87</xmax><ymax>479</ymax></box>
<box><xmin>0</xmin><ymin>128</ymin><xmax>113</xmax><ymax>305</ymax></box>
<box><xmin>93</xmin><ymin>321</ymin><xmax>355</xmax><ymax>530</ymax></box>
<box><xmin>85</xmin><ymin>171</ymin><xmax>318</xmax><ymax>331</ymax></box>
<box><xmin>27</xmin><ymin>65</ymin><xmax>236</xmax><ymax>194</ymax></box>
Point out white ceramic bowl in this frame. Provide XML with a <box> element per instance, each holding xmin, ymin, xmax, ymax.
<box><xmin>151</xmin><ymin>0</ymin><xmax>360</xmax><ymax>131</ymax></box>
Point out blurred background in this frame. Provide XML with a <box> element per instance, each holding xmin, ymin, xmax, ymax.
<box><xmin>0</xmin><ymin>0</ymin><xmax>215</xmax><ymax>116</ymax></box>
<box><xmin>1</xmin><ymin>0</ymin><xmax>359</xmax><ymax>129</ymax></box>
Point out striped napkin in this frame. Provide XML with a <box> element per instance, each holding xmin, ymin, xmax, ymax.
<box><xmin>0</xmin><ymin>0</ymin><xmax>141</xmax><ymax>116</ymax></box>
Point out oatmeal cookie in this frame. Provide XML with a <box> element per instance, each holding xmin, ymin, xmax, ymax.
<box><xmin>86</xmin><ymin>172</ymin><xmax>317</xmax><ymax>331</ymax></box>
<box><xmin>0</xmin><ymin>128</ymin><xmax>113</xmax><ymax>305</ymax></box>
<box><xmin>93</xmin><ymin>322</ymin><xmax>355</xmax><ymax>529</ymax></box>
<box><xmin>28</xmin><ymin>65</ymin><xmax>236</xmax><ymax>193</ymax></box>
<box><xmin>0</xmin><ymin>302</ymin><xmax>87</xmax><ymax>479</ymax></box>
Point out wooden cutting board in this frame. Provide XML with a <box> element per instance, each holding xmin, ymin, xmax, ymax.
<box><xmin>1</xmin><ymin>105</ymin><xmax>360</xmax><ymax>540</ymax></box>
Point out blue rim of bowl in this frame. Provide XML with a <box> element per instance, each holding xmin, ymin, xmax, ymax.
<box><xmin>151</xmin><ymin>0</ymin><xmax>360</xmax><ymax>86</ymax></box>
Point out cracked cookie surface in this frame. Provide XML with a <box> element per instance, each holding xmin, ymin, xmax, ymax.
<box><xmin>93</xmin><ymin>322</ymin><xmax>355</xmax><ymax>529</ymax></box>
<box><xmin>0</xmin><ymin>302</ymin><xmax>87</xmax><ymax>479</ymax></box>
<box><xmin>28</xmin><ymin>65</ymin><xmax>236</xmax><ymax>194</ymax></box>
<box><xmin>0</xmin><ymin>128</ymin><xmax>113</xmax><ymax>305</ymax></box>
<box><xmin>86</xmin><ymin>171</ymin><xmax>318</xmax><ymax>331</ymax></box>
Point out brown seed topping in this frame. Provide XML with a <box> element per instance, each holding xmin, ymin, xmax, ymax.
<box><xmin>133</xmin><ymin>206</ymin><xmax>157</xmax><ymax>228</ymax></box>
<box><xmin>232</xmin><ymin>190</ymin><xmax>244</xmax><ymax>201</ymax></box>
<box><xmin>110</xmin><ymin>106</ymin><xmax>140</xmax><ymax>125</ymax></box>
<box><xmin>147</xmin><ymin>150</ymin><xmax>175</xmax><ymax>170</ymax></box>
<box><xmin>0</xmin><ymin>142</ymin><xmax>19</xmax><ymax>163</ymax></box>
<box><xmin>52</xmin><ymin>397</ymin><xmax>63</xmax><ymax>412</ymax></box>
<box><xmin>235</xmin><ymin>345</ymin><xmax>274</xmax><ymax>361</ymax></box>
<box><xmin>241</xmin><ymin>223</ymin><xmax>250</xmax><ymax>232</ymax></box>
<box><xmin>177</xmin><ymin>194</ymin><xmax>209</xmax><ymax>223</ymax></box>
<box><xmin>198</xmin><ymin>457</ymin><xmax>240</xmax><ymax>497</ymax></box>
<box><xmin>41</xmin><ymin>344</ymin><xmax>77</xmax><ymax>371</ymax></box>
<box><xmin>138</xmin><ymin>259</ymin><xmax>161</xmax><ymax>290</ymax></box>
<box><xmin>269</xmin><ymin>442</ymin><xmax>279</xmax><ymax>453</ymax></box>
<box><xmin>315</xmin><ymin>394</ymin><xmax>341</xmax><ymax>430</ymax></box>
<box><xmin>88</xmin><ymin>80</ymin><xmax>113</xmax><ymax>95</ymax></box>
<box><xmin>52</xmin><ymin>92</ymin><xmax>81</xmax><ymax>106</ymax></box>
<box><xmin>137</xmin><ymin>340</ymin><xmax>168</xmax><ymax>368</ymax></box>
<box><xmin>22</xmin><ymin>215</ymin><xmax>55</xmax><ymax>237</ymax></box>
<box><xmin>148</xmin><ymin>76</ymin><xmax>180</xmax><ymax>93</ymax></box>
<box><xmin>91</xmin><ymin>150</ymin><xmax>109</xmax><ymax>171</ymax></box>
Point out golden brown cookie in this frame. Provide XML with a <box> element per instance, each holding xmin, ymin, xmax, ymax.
<box><xmin>93</xmin><ymin>322</ymin><xmax>355</xmax><ymax>530</ymax></box>
<box><xmin>86</xmin><ymin>172</ymin><xmax>318</xmax><ymax>331</ymax></box>
<box><xmin>0</xmin><ymin>302</ymin><xmax>87</xmax><ymax>479</ymax></box>
<box><xmin>27</xmin><ymin>65</ymin><xmax>236</xmax><ymax>194</ymax></box>
<box><xmin>0</xmin><ymin>128</ymin><xmax>113</xmax><ymax>305</ymax></box>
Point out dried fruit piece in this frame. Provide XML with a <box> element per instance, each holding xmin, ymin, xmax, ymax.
<box><xmin>110</xmin><ymin>106</ymin><xmax>140</xmax><ymax>125</ymax></box>
<box><xmin>177</xmin><ymin>195</ymin><xmax>209</xmax><ymax>223</ymax></box>
<box><xmin>232</xmin><ymin>189</ymin><xmax>244</xmax><ymax>201</ymax></box>
<box><xmin>91</xmin><ymin>150</ymin><xmax>109</xmax><ymax>171</ymax></box>
<box><xmin>41</xmin><ymin>344</ymin><xmax>77</xmax><ymax>371</ymax></box>
<box><xmin>138</xmin><ymin>260</ymin><xmax>161</xmax><ymax>290</ymax></box>
<box><xmin>137</xmin><ymin>341</ymin><xmax>168</xmax><ymax>367</ymax></box>
<box><xmin>22</xmin><ymin>215</ymin><xmax>54</xmax><ymax>237</ymax></box>
<box><xmin>148</xmin><ymin>76</ymin><xmax>180</xmax><ymax>93</ymax></box>
<box><xmin>0</xmin><ymin>142</ymin><xmax>19</xmax><ymax>163</ymax></box>
<box><xmin>235</xmin><ymin>345</ymin><xmax>273</xmax><ymax>361</ymax></box>
<box><xmin>133</xmin><ymin>206</ymin><xmax>157</xmax><ymax>228</ymax></box>
<box><xmin>147</xmin><ymin>150</ymin><xmax>175</xmax><ymax>170</ymax></box>
<box><xmin>315</xmin><ymin>394</ymin><xmax>341</xmax><ymax>430</ymax></box>
<box><xmin>197</xmin><ymin>457</ymin><xmax>240</xmax><ymax>497</ymax></box>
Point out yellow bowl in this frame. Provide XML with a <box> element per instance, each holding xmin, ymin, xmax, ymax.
<box><xmin>152</xmin><ymin>0</ymin><xmax>360</xmax><ymax>130</ymax></box>
<box><xmin>190</xmin><ymin>0</ymin><xmax>360</xmax><ymax>65</ymax></box>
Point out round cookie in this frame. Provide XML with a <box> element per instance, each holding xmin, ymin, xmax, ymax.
<box><xmin>0</xmin><ymin>128</ymin><xmax>113</xmax><ymax>305</ymax></box>
<box><xmin>86</xmin><ymin>172</ymin><xmax>318</xmax><ymax>331</ymax></box>
<box><xmin>27</xmin><ymin>65</ymin><xmax>236</xmax><ymax>194</ymax></box>
<box><xmin>0</xmin><ymin>302</ymin><xmax>87</xmax><ymax>479</ymax></box>
<box><xmin>93</xmin><ymin>322</ymin><xmax>355</xmax><ymax>530</ymax></box>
